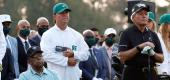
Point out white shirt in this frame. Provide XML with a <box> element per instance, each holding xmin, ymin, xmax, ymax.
<box><xmin>157</xmin><ymin>33</ymin><xmax>170</xmax><ymax>75</ymax></box>
<box><xmin>0</xmin><ymin>22</ymin><xmax>6</xmax><ymax>64</ymax></box>
<box><xmin>40</xmin><ymin>24</ymin><xmax>90</xmax><ymax>80</ymax></box>
<box><xmin>18</xmin><ymin>36</ymin><xmax>31</xmax><ymax>52</ymax></box>
<box><xmin>0</xmin><ymin>21</ymin><xmax>7</xmax><ymax>79</ymax></box>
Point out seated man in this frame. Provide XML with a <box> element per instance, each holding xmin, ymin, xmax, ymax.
<box><xmin>19</xmin><ymin>46</ymin><xmax>59</xmax><ymax>80</ymax></box>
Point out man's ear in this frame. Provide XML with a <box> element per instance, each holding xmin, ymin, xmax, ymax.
<box><xmin>16</xmin><ymin>25</ymin><xmax>19</xmax><ymax>32</ymax></box>
<box><xmin>27</xmin><ymin>58</ymin><xmax>32</xmax><ymax>64</ymax></box>
<box><xmin>53</xmin><ymin>15</ymin><xmax>56</xmax><ymax>23</ymax></box>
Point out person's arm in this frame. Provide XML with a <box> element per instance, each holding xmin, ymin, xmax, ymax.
<box><xmin>40</xmin><ymin>32</ymin><xmax>68</xmax><ymax>67</ymax></box>
<box><xmin>153</xmin><ymin>53</ymin><xmax>163</xmax><ymax>63</ymax></box>
<box><xmin>0</xmin><ymin>22</ymin><xmax>6</xmax><ymax>69</ymax></box>
<box><xmin>118</xmin><ymin>31</ymin><xmax>138</xmax><ymax>63</ymax></box>
<box><xmin>79</xmin><ymin>62</ymin><xmax>94</xmax><ymax>80</ymax></box>
<box><xmin>119</xmin><ymin>41</ymin><xmax>155</xmax><ymax>63</ymax></box>
<box><xmin>73</xmin><ymin>34</ymin><xmax>90</xmax><ymax>61</ymax></box>
<box><xmin>118</xmin><ymin>30</ymin><xmax>157</xmax><ymax>63</ymax></box>
<box><xmin>2</xmin><ymin>48</ymin><xmax>15</xmax><ymax>80</ymax></box>
<box><xmin>119</xmin><ymin>47</ymin><xmax>139</xmax><ymax>64</ymax></box>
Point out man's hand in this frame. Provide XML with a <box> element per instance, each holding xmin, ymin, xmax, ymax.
<box><xmin>149</xmin><ymin>48</ymin><xmax>156</xmax><ymax>56</ymax></box>
<box><xmin>141</xmin><ymin>46</ymin><xmax>155</xmax><ymax>56</ymax></box>
<box><xmin>0</xmin><ymin>64</ymin><xmax>3</xmax><ymax>72</ymax></box>
<box><xmin>64</xmin><ymin>49</ymin><xmax>74</xmax><ymax>58</ymax></box>
<box><xmin>141</xmin><ymin>46</ymin><xmax>152</xmax><ymax>54</ymax></box>
<box><xmin>138</xmin><ymin>41</ymin><xmax>155</xmax><ymax>49</ymax></box>
<box><xmin>68</xmin><ymin>58</ymin><xmax>77</xmax><ymax>66</ymax></box>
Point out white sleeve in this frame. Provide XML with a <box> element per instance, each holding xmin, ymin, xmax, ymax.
<box><xmin>40</xmin><ymin>33</ymin><xmax>68</xmax><ymax>67</ymax></box>
<box><xmin>0</xmin><ymin>22</ymin><xmax>6</xmax><ymax>64</ymax></box>
<box><xmin>73</xmin><ymin>35</ymin><xmax>90</xmax><ymax>61</ymax></box>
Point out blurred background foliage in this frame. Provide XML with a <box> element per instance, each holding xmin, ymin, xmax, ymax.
<box><xmin>0</xmin><ymin>0</ymin><xmax>127</xmax><ymax>36</ymax></box>
<box><xmin>0</xmin><ymin>0</ymin><xmax>170</xmax><ymax>37</ymax></box>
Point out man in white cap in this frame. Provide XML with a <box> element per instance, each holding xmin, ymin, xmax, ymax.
<box><xmin>98</xmin><ymin>28</ymin><xmax>118</xmax><ymax>80</ymax></box>
<box><xmin>118</xmin><ymin>3</ymin><xmax>163</xmax><ymax>80</ymax></box>
<box><xmin>0</xmin><ymin>14</ymin><xmax>20</xmax><ymax>79</ymax></box>
<box><xmin>0</xmin><ymin>15</ymin><xmax>7</xmax><ymax>79</ymax></box>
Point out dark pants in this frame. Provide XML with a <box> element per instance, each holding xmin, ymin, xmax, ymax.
<box><xmin>122</xmin><ymin>66</ymin><xmax>158</xmax><ymax>80</ymax></box>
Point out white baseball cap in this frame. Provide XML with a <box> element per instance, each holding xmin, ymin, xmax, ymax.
<box><xmin>0</xmin><ymin>14</ymin><xmax>12</xmax><ymax>23</ymax></box>
<box><xmin>104</xmin><ymin>28</ymin><xmax>117</xmax><ymax>36</ymax></box>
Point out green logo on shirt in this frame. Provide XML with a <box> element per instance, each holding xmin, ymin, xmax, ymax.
<box><xmin>72</xmin><ymin>45</ymin><xmax>77</xmax><ymax>51</ymax></box>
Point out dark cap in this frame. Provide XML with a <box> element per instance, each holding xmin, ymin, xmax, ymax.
<box><xmin>53</xmin><ymin>3</ymin><xmax>71</xmax><ymax>14</ymax></box>
<box><xmin>27</xmin><ymin>46</ymin><xmax>43</xmax><ymax>58</ymax></box>
<box><xmin>131</xmin><ymin>3</ymin><xmax>150</xmax><ymax>20</ymax></box>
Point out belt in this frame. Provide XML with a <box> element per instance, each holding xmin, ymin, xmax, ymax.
<box><xmin>125</xmin><ymin>65</ymin><xmax>156</xmax><ymax>72</ymax></box>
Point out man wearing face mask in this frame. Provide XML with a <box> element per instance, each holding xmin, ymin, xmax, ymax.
<box><xmin>90</xmin><ymin>28</ymin><xmax>101</xmax><ymax>48</ymax></box>
<box><xmin>16</xmin><ymin>19</ymin><xmax>36</xmax><ymax>74</ymax></box>
<box><xmin>0</xmin><ymin>14</ymin><xmax>19</xmax><ymax>79</ymax></box>
<box><xmin>30</xmin><ymin>17</ymin><xmax>49</xmax><ymax>46</ymax></box>
<box><xmin>0</xmin><ymin>15</ymin><xmax>7</xmax><ymax>80</ymax></box>
<box><xmin>99</xmin><ymin>28</ymin><xmax>118</xmax><ymax>80</ymax></box>
<box><xmin>79</xmin><ymin>30</ymin><xmax>107</xmax><ymax>80</ymax></box>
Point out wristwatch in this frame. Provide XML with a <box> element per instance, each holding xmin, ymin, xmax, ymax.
<box><xmin>136</xmin><ymin>46</ymin><xmax>142</xmax><ymax>52</ymax></box>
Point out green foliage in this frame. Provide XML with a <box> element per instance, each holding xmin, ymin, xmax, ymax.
<box><xmin>0</xmin><ymin>0</ymin><xmax>127</xmax><ymax>36</ymax></box>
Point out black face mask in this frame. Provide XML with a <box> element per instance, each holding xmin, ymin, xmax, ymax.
<box><xmin>85</xmin><ymin>36</ymin><xmax>96</xmax><ymax>48</ymax></box>
<box><xmin>95</xmin><ymin>38</ymin><xmax>99</xmax><ymax>44</ymax></box>
<box><xmin>19</xmin><ymin>29</ymin><xmax>30</xmax><ymax>37</ymax></box>
<box><xmin>38</xmin><ymin>27</ymin><xmax>48</xmax><ymax>36</ymax></box>
<box><xmin>3</xmin><ymin>27</ymin><xmax>11</xmax><ymax>36</ymax></box>
<box><xmin>105</xmin><ymin>37</ymin><xmax>114</xmax><ymax>47</ymax></box>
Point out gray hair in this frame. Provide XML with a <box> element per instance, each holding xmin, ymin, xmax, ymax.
<box><xmin>18</xmin><ymin>19</ymin><xmax>30</xmax><ymax>26</ymax></box>
<box><xmin>82</xmin><ymin>29</ymin><xmax>95</xmax><ymax>37</ymax></box>
<box><xmin>36</xmin><ymin>17</ymin><xmax>49</xmax><ymax>25</ymax></box>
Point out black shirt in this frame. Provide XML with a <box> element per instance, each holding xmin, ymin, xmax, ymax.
<box><xmin>118</xmin><ymin>25</ymin><xmax>163</xmax><ymax>67</ymax></box>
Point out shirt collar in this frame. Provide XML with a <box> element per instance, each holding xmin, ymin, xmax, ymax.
<box><xmin>30</xmin><ymin>67</ymin><xmax>47</xmax><ymax>76</ymax></box>
<box><xmin>37</xmin><ymin>34</ymin><xmax>41</xmax><ymax>38</ymax></box>
<box><xmin>102</xmin><ymin>42</ymin><xmax>113</xmax><ymax>50</ymax></box>
<box><xmin>132</xmin><ymin>24</ymin><xmax>149</xmax><ymax>33</ymax></box>
<box><xmin>54</xmin><ymin>24</ymin><xmax>69</xmax><ymax>31</ymax></box>
<box><xmin>18</xmin><ymin>35</ymin><xmax>29</xmax><ymax>43</ymax></box>
<box><xmin>5</xmin><ymin>35</ymin><xmax>9</xmax><ymax>39</ymax></box>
